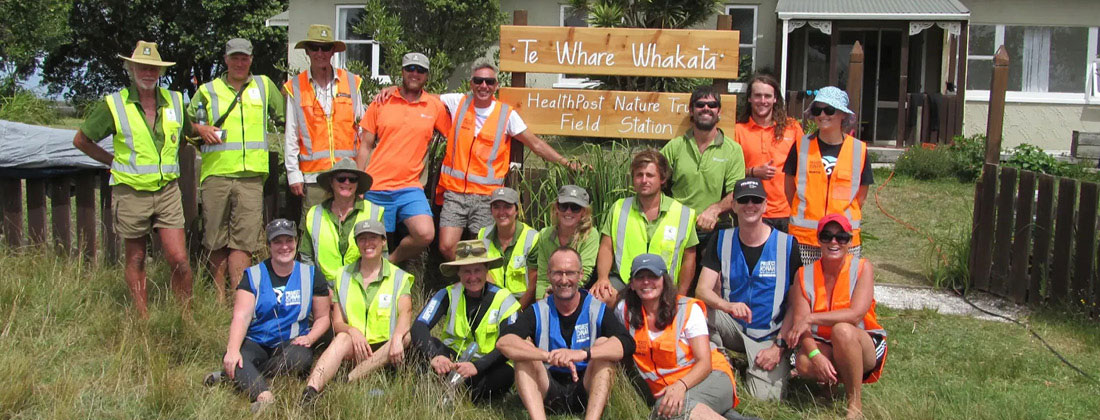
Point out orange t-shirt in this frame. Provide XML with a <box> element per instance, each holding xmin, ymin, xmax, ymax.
<box><xmin>734</xmin><ymin>118</ymin><xmax>804</xmax><ymax>218</ymax></box>
<box><xmin>360</xmin><ymin>93</ymin><xmax>451</xmax><ymax>191</ymax></box>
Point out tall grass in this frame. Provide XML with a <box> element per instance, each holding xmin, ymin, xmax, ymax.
<box><xmin>0</xmin><ymin>89</ymin><xmax>59</xmax><ymax>125</ymax></box>
<box><xmin>513</xmin><ymin>142</ymin><xmax>639</xmax><ymax>229</ymax></box>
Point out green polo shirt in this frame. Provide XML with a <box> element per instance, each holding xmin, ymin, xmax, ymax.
<box><xmin>298</xmin><ymin>198</ymin><xmax>371</xmax><ymax>265</ymax></box>
<box><xmin>80</xmin><ymin>85</ymin><xmax>191</xmax><ymax>151</ymax></box>
<box><xmin>660</xmin><ymin>128</ymin><xmax>745</xmax><ymax>214</ymax></box>
<box><xmin>526</xmin><ymin>225</ymin><xmax>602</xmax><ymax>296</ymax></box>
<box><xmin>338</xmin><ymin>259</ymin><xmax>413</xmax><ymax>308</ymax></box>
<box><xmin>599</xmin><ymin>194</ymin><xmax>700</xmax><ymax>248</ymax></box>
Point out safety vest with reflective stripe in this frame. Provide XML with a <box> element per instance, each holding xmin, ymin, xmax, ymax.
<box><xmin>790</xmin><ymin>134</ymin><xmax>866</xmax><ymax>246</ymax></box>
<box><xmin>285</xmin><ymin>69</ymin><xmax>363</xmax><ymax>175</ymax></box>
<box><xmin>438</xmin><ymin>95</ymin><xmax>513</xmax><ymax>196</ymax></box>
<box><xmin>304</xmin><ymin>200</ymin><xmax>384</xmax><ymax>283</ymax></box>
<box><xmin>797</xmin><ymin>255</ymin><xmax>886</xmax><ymax>342</ymax></box>
<box><xmin>105</xmin><ymin>87</ymin><xmax>184</xmax><ymax>191</ymax></box>
<box><xmin>716</xmin><ymin>227</ymin><xmax>791</xmax><ymax>341</ymax></box>
<box><xmin>334</xmin><ymin>259</ymin><xmax>412</xmax><ymax>344</ymax></box>
<box><xmin>533</xmin><ymin>291</ymin><xmax>605</xmax><ymax>374</ymax></box>
<box><xmin>615</xmin><ymin>297</ymin><xmax>738</xmax><ymax>406</ymax></box>
<box><xmin>609</xmin><ymin>196</ymin><xmax>696</xmax><ymax>285</ymax></box>
<box><xmin>196</xmin><ymin>76</ymin><xmax>273</xmax><ymax>183</ymax></box>
<box><xmin>478</xmin><ymin>223</ymin><xmax>539</xmax><ymax>296</ymax></box>
<box><xmin>439</xmin><ymin>283</ymin><xmax>521</xmax><ymax>362</ymax></box>
<box><xmin>243</xmin><ymin>261</ymin><xmax>314</xmax><ymax>347</ymax></box>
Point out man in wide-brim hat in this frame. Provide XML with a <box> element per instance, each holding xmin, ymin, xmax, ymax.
<box><xmin>410</xmin><ymin>239</ymin><xmax>522</xmax><ymax>403</ymax></box>
<box><xmin>285</xmin><ymin>24</ymin><xmax>365</xmax><ymax>213</ymax></box>
<box><xmin>72</xmin><ymin>40</ymin><xmax>193</xmax><ymax>318</ymax></box>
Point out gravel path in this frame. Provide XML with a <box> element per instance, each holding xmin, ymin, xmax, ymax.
<box><xmin>874</xmin><ymin>284</ymin><xmax>1028</xmax><ymax>322</ymax></box>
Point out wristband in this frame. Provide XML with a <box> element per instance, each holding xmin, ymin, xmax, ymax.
<box><xmin>807</xmin><ymin>348</ymin><xmax>821</xmax><ymax>359</ymax></box>
<box><xmin>584</xmin><ymin>348</ymin><xmax>592</xmax><ymax>362</ymax></box>
<box><xmin>678</xmin><ymin>379</ymin><xmax>688</xmax><ymax>390</ymax></box>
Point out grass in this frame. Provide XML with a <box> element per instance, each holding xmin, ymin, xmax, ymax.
<box><xmin>2</xmin><ymin>247</ymin><xmax>1099</xmax><ymax>419</ymax></box>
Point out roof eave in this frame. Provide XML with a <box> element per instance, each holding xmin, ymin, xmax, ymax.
<box><xmin>777</xmin><ymin>12</ymin><xmax>971</xmax><ymax>21</ymax></box>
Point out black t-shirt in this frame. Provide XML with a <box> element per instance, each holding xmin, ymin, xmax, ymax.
<box><xmin>701</xmin><ymin>231</ymin><xmax>802</xmax><ymax>286</ymax></box>
<box><xmin>411</xmin><ymin>285</ymin><xmax>512</xmax><ymax>372</ymax></box>
<box><xmin>783</xmin><ymin>136</ymin><xmax>874</xmax><ymax>185</ymax></box>
<box><xmin>501</xmin><ymin>291</ymin><xmax>636</xmax><ymax>358</ymax></box>
<box><xmin>236</xmin><ymin>259</ymin><xmax>330</xmax><ymax>296</ymax></box>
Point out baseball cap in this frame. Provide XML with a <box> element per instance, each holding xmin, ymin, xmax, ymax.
<box><xmin>733</xmin><ymin>177</ymin><xmax>766</xmax><ymax>200</ymax></box>
<box><xmin>630</xmin><ymin>253</ymin><xmax>668</xmax><ymax>279</ymax></box>
<box><xmin>490</xmin><ymin>187</ymin><xmax>519</xmax><ymax>205</ymax></box>
<box><xmin>402</xmin><ymin>52</ymin><xmax>430</xmax><ymax>70</ymax></box>
<box><xmin>265</xmin><ymin>218</ymin><xmax>296</xmax><ymax>242</ymax></box>
<box><xmin>225</xmin><ymin>38</ymin><xmax>253</xmax><ymax>56</ymax></box>
<box><xmin>817</xmin><ymin>214</ymin><xmax>853</xmax><ymax>234</ymax></box>
<box><xmin>353</xmin><ymin>219</ymin><xmax>387</xmax><ymax>238</ymax></box>
<box><xmin>556</xmin><ymin>185</ymin><xmax>590</xmax><ymax>208</ymax></box>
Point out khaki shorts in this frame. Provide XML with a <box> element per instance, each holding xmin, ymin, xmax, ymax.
<box><xmin>113</xmin><ymin>181</ymin><xmax>185</xmax><ymax>239</ymax></box>
<box><xmin>303</xmin><ymin>182</ymin><xmax>329</xmax><ymax>214</ymax></box>
<box><xmin>200</xmin><ymin>175</ymin><xmax>264</xmax><ymax>252</ymax></box>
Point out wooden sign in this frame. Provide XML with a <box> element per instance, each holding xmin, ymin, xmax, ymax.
<box><xmin>499</xmin><ymin>87</ymin><xmax>737</xmax><ymax>140</ymax></box>
<box><xmin>500</xmin><ymin>25</ymin><xmax>739</xmax><ymax>78</ymax></box>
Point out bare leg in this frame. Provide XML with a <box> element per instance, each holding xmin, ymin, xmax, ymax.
<box><xmin>389</xmin><ymin>215</ymin><xmax>435</xmax><ymax>263</ymax></box>
<box><xmin>157</xmin><ymin>228</ymin><xmax>193</xmax><ymax>309</ymax></box>
<box><xmin>582</xmin><ymin>339</ymin><xmax>615</xmax><ymax>420</ymax></box>
<box><xmin>829</xmin><ymin>323</ymin><xmax>876</xmax><ymax>420</ymax></box>
<box><xmin>123</xmin><ymin>237</ymin><xmax>149</xmax><ymax>318</ymax></box>
<box><xmin>306</xmin><ymin>332</ymin><xmax>354</xmax><ymax>392</ymax></box>
<box><xmin>347</xmin><ymin>333</ymin><xmax>410</xmax><ymax>382</ymax></box>
<box><xmin>438</xmin><ymin>226</ymin><xmax>464</xmax><ymax>261</ymax></box>
<box><xmin>227</xmin><ymin>248</ymin><xmax>252</xmax><ymax>290</ymax></box>
<box><xmin>689</xmin><ymin>403</ymin><xmax>727</xmax><ymax>420</ymax></box>
<box><xmin>208</xmin><ymin>247</ymin><xmax>228</xmax><ymax>303</ymax></box>
<box><xmin>514</xmin><ymin>359</ymin><xmax>551</xmax><ymax>420</ymax></box>
<box><xmin>255</xmin><ymin>390</ymin><xmax>274</xmax><ymax>403</ymax></box>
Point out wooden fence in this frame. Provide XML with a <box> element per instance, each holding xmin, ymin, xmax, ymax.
<box><xmin>969</xmin><ymin>163</ymin><xmax>1100</xmax><ymax>306</ymax></box>
<box><xmin>0</xmin><ymin>146</ymin><xmax>288</xmax><ymax>262</ymax></box>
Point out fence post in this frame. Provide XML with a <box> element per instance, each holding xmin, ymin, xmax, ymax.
<box><xmin>1030</xmin><ymin>174</ymin><xmax>1056</xmax><ymax>302</ymax></box>
<box><xmin>509</xmin><ymin>10</ymin><xmax>528</xmax><ymax>171</ymax></box>
<box><xmin>846</xmin><ymin>41</ymin><xmax>864</xmax><ymax>136</ymax></box>
<box><xmin>990</xmin><ymin>167</ymin><xmax>1017</xmax><ymax>296</ymax></box>
<box><xmin>101</xmin><ymin>176</ymin><xmax>119</xmax><ymax>263</ymax></box>
<box><xmin>1</xmin><ymin>177</ymin><xmax>22</xmax><ymax>248</ymax></box>
<box><xmin>969</xmin><ymin>163</ymin><xmax>998</xmax><ymax>291</ymax></box>
<box><xmin>1009</xmin><ymin>171</ymin><xmax>1035</xmax><ymax>303</ymax></box>
<box><xmin>1050</xmin><ymin>178</ymin><xmax>1078</xmax><ymax>302</ymax></box>
<box><xmin>1072</xmin><ymin>182</ymin><xmax>1098</xmax><ymax>304</ymax></box>
<box><xmin>76</xmin><ymin>174</ymin><xmax>97</xmax><ymax>261</ymax></box>
<box><xmin>26</xmin><ymin>178</ymin><xmax>47</xmax><ymax>246</ymax></box>
<box><xmin>985</xmin><ymin>46</ymin><xmax>1009</xmax><ymax>164</ymax></box>
<box><xmin>50</xmin><ymin>176</ymin><xmax>72</xmax><ymax>256</ymax></box>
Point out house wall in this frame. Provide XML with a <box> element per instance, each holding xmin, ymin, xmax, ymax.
<box><xmin>286</xmin><ymin>0</ymin><xmax>344</xmax><ymax>73</ymax></box>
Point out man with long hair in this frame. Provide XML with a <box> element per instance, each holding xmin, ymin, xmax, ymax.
<box><xmin>735</xmin><ymin>73</ymin><xmax>804</xmax><ymax>232</ymax></box>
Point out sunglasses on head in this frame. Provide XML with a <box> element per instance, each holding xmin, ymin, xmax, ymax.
<box><xmin>693</xmin><ymin>100</ymin><xmax>720</xmax><ymax>109</ymax></box>
<box><xmin>557</xmin><ymin>202</ymin><xmax>583</xmax><ymax>213</ymax></box>
<box><xmin>266</xmin><ymin>219</ymin><xmax>296</xmax><ymax>231</ymax></box>
<box><xmin>455</xmin><ymin>243</ymin><xmax>488</xmax><ymax>258</ymax></box>
<box><xmin>818</xmin><ymin>231</ymin><xmax>852</xmax><ymax>244</ymax></box>
<box><xmin>471</xmin><ymin>77</ymin><xmax>498</xmax><ymax>86</ymax></box>
<box><xmin>334</xmin><ymin>175</ymin><xmax>359</xmax><ymax>184</ymax></box>
<box><xmin>736</xmin><ymin>196</ymin><xmax>765</xmax><ymax>205</ymax></box>
<box><xmin>810</xmin><ymin>105</ymin><xmax>837</xmax><ymax>116</ymax></box>
<box><xmin>305</xmin><ymin>43</ymin><xmax>334</xmax><ymax>52</ymax></box>
<box><xmin>403</xmin><ymin>65</ymin><xmax>428</xmax><ymax>74</ymax></box>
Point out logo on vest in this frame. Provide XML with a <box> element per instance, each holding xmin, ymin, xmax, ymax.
<box><xmin>575</xmin><ymin>323</ymin><xmax>590</xmax><ymax>343</ymax></box>
<box><xmin>488</xmin><ymin>309</ymin><xmax>499</xmax><ymax>324</ymax></box>
<box><xmin>165</xmin><ymin>108</ymin><xmax>177</xmax><ymax>122</ymax></box>
<box><xmin>248</xmin><ymin>88</ymin><xmax>261</xmax><ymax>100</ymax></box>
<box><xmin>274</xmin><ymin>287</ymin><xmax>285</xmax><ymax>304</ymax></box>
<box><xmin>284</xmin><ymin>290</ymin><xmax>302</xmax><ymax>305</ymax></box>
<box><xmin>514</xmin><ymin>254</ymin><xmax>526</xmax><ymax>266</ymax></box>
<box><xmin>378</xmin><ymin>294</ymin><xmax>393</xmax><ymax>308</ymax></box>
<box><xmin>663</xmin><ymin>225</ymin><xmax>677</xmax><ymax>241</ymax></box>
<box><xmin>758</xmin><ymin>260</ymin><xmax>777</xmax><ymax>278</ymax></box>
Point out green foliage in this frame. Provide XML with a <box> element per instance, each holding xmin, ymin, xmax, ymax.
<box><xmin>0</xmin><ymin>89</ymin><xmax>59</xmax><ymax>125</ymax></box>
<box><xmin>947</xmin><ymin>133</ymin><xmax>986</xmax><ymax>182</ymax></box>
<box><xmin>0</xmin><ymin>0</ymin><xmax>71</xmax><ymax>84</ymax></box>
<box><xmin>513</xmin><ymin>142</ymin><xmax>637</xmax><ymax>228</ymax></box>
<box><xmin>1005</xmin><ymin>143</ymin><xmax>1060</xmax><ymax>174</ymax></box>
<box><xmin>894</xmin><ymin>146</ymin><xmax>957</xmax><ymax>180</ymax></box>
<box><xmin>927</xmin><ymin>228</ymin><xmax>972</xmax><ymax>291</ymax></box>
<box><xmin>41</xmin><ymin>0</ymin><xmax>288</xmax><ymax>103</ymax></box>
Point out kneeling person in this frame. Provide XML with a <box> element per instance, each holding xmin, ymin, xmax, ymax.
<box><xmin>497</xmin><ymin>246</ymin><xmax>635</xmax><ymax>420</ymax></box>
<box><xmin>301</xmin><ymin>219</ymin><xmax>414</xmax><ymax>402</ymax></box>
<box><xmin>411</xmin><ymin>239</ymin><xmax>522</xmax><ymax>402</ymax></box>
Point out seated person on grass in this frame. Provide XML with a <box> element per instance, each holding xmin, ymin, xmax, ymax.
<box><xmin>784</xmin><ymin>214</ymin><xmax>888</xmax><ymax>420</ymax></box>
<box><xmin>300</xmin><ymin>219</ymin><xmax>414</xmax><ymax>403</ymax></box>
<box><xmin>205</xmin><ymin>219</ymin><xmax>331</xmax><ymax>413</ymax></box>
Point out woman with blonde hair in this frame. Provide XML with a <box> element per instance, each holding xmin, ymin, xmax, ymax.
<box><xmin>527</xmin><ymin>185</ymin><xmax>599</xmax><ymax>299</ymax></box>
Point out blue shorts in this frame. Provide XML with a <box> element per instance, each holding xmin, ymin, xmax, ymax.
<box><xmin>364</xmin><ymin>187</ymin><xmax>433</xmax><ymax>232</ymax></box>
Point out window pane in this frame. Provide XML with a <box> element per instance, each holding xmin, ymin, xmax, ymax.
<box><xmin>338</xmin><ymin>7</ymin><xmax>370</xmax><ymax>41</ymax></box>
<box><xmin>563</xmin><ymin>6</ymin><xmax>587</xmax><ymax>27</ymax></box>
<box><xmin>728</xmin><ymin>8</ymin><xmax>755</xmax><ymax>44</ymax></box>
<box><xmin>1049</xmin><ymin>26</ymin><xmax>1087</xmax><ymax>93</ymax></box>
<box><xmin>967</xmin><ymin>59</ymin><xmax>992</xmax><ymax>90</ymax></box>
<box><xmin>806</xmin><ymin>29</ymin><xmax>830</xmax><ymax>90</ymax></box>
<box><xmin>1004</xmin><ymin>26</ymin><xmax>1025</xmax><ymax>91</ymax></box>
<box><xmin>344</xmin><ymin>44</ymin><xmax>373</xmax><ymax>70</ymax></box>
<box><xmin>969</xmin><ymin>25</ymin><xmax>995</xmax><ymax>56</ymax></box>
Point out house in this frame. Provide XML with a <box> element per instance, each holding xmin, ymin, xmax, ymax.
<box><xmin>273</xmin><ymin>0</ymin><xmax>1100</xmax><ymax>150</ymax></box>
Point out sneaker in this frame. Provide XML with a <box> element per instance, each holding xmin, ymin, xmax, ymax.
<box><xmin>299</xmin><ymin>386</ymin><xmax>320</xmax><ymax>406</ymax></box>
<box><xmin>203</xmin><ymin>371</ymin><xmax>224</xmax><ymax>387</ymax></box>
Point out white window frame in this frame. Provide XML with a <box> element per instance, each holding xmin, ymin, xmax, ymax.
<box><xmin>966</xmin><ymin>24</ymin><xmax>1096</xmax><ymax>105</ymax></box>
<box><xmin>725</xmin><ymin>4</ymin><xmax>757</xmax><ymax>73</ymax></box>
<box><xmin>1088</xmin><ymin>28</ymin><xmax>1100</xmax><ymax>102</ymax></box>
<box><xmin>335</xmin><ymin>5</ymin><xmax>390</xmax><ymax>83</ymax></box>
<box><xmin>555</xmin><ymin>4</ymin><xmax>600</xmax><ymax>89</ymax></box>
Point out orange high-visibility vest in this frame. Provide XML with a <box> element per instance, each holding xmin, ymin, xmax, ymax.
<box><xmin>797</xmin><ymin>255</ymin><xmax>887</xmax><ymax>383</ymax></box>
<box><xmin>616</xmin><ymin>297</ymin><xmax>739</xmax><ymax>407</ymax></box>
<box><xmin>789</xmin><ymin>134</ymin><xmax>867</xmax><ymax>246</ymax></box>
<box><xmin>285</xmin><ymin>69</ymin><xmax>363</xmax><ymax>175</ymax></box>
<box><xmin>438</xmin><ymin>95</ymin><xmax>513</xmax><ymax>197</ymax></box>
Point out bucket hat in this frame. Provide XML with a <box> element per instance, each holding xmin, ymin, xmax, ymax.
<box><xmin>316</xmin><ymin>159</ymin><xmax>373</xmax><ymax>195</ymax></box>
<box><xmin>811</xmin><ymin>86</ymin><xmax>854</xmax><ymax>115</ymax></box>
<box><xmin>440</xmin><ymin>240</ymin><xmax>503</xmax><ymax>277</ymax></box>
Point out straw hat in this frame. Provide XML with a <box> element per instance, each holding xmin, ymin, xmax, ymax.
<box><xmin>118</xmin><ymin>41</ymin><xmax>175</xmax><ymax>67</ymax></box>
<box><xmin>294</xmin><ymin>24</ymin><xmax>347</xmax><ymax>53</ymax></box>
<box><xmin>439</xmin><ymin>240</ymin><xmax>503</xmax><ymax>277</ymax></box>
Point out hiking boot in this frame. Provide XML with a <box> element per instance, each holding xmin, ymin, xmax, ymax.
<box><xmin>203</xmin><ymin>371</ymin><xmax>224</xmax><ymax>387</ymax></box>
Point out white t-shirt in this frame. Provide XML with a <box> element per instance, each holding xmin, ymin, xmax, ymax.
<box><xmin>647</xmin><ymin>304</ymin><xmax>709</xmax><ymax>342</ymax></box>
<box><xmin>440</xmin><ymin>93</ymin><xmax>527</xmax><ymax>137</ymax></box>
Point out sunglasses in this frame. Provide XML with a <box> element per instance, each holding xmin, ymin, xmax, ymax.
<box><xmin>557</xmin><ymin>202</ymin><xmax>583</xmax><ymax>213</ymax></box>
<box><xmin>266</xmin><ymin>219</ymin><xmax>296</xmax><ymax>231</ymax></box>
<box><xmin>736</xmin><ymin>196</ymin><xmax>765</xmax><ymax>205</ymax></box>
<box><xmin>403</xmin><ymin>65</ymin><xmax>428</xmax><ymax>74</ymax></box>
<box><xmin>471</xmin><ymin>77</ymin><xmax>498</xmax><ymax>86</ymax></box>
<box><xmin>818</xmin><ymin>231</ymin><xmax>852</xmax><ymax>244</ymax></box>
<box><xmin>810</xmin><ymin>105</ymin><xmax>837</xmax><ymax>116</ymax></box>
<box><xmin>334</xmin><ymin>175</ymin><xmax>359</xmax><ymax>184</ymax></box>
<box><xmin>455</xmin><ymin>242</ymin><xmax>488</xmax><ymax>258</ymax></box>
<box><xmin>693</xmin><ymin>101</ymin><xmax>720</xmax><ymax>109</ymax></box>
<box><xmin>305</xmin><ymin>43</ymin><xmax>334</xmax><ymax>52</ymax></box>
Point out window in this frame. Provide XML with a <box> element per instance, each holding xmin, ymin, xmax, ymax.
<box><xmin>555</xmin><ymin>5</ymin><xmax>599</xmax><ymax>88</ymax></box>
<box><xmin>1090</xmin><ymin>28</ymin><xmax>1100</xmax><ymax>101</ymax></box>
<box><xmin>725</xmin><ymin>5</ymin><xmax>757</xmax><ymax>73</ymax></box>
<box><xmin>967</xmin><ymin>24</ymin><xmax>1095</xmax><ymax>103</ymax></box>
<box><xmin>336</xmin><ymin>6</ymin><xmax>389</xmax><ymax>83</ymax></box>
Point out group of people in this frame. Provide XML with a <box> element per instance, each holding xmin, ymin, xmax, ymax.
<box><xmin>71</xmin><ymin>24</ymin><xmax>887</xmax><ymax>419</ymax></box>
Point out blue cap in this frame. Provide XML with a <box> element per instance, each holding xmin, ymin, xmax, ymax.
<box><xmin>630</xmin><ymin>253</ymin><xmax>668</xmax><ymax>279</ymax></box>
<box><xmin>812</xmin><ymin>86</ymin><xmax>854</xmax><ymax>115</ymax></box>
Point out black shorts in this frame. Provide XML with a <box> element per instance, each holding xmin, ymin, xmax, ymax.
<box><xmin>546</xmin><ymin>369</ymin><xmax>588</xmax><ymax>414</ymax></box>
<box><xmin>808</xmin><ymin>333</ymin><xmax>887</xmax><ymax>381</ymax></box>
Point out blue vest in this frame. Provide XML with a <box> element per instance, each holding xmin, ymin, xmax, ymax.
<box><xmin>245</xmin><ymin>261</ymin><xmax>315</xmax><ymax>347</ymax></box>
<box><xmin>533</xmin><ymin>291</ymin><xmax>605</xmax><ymax>374</ymax></box>
<box><xmin>716</xmin><ymin>228</ymin><xmax>791</xmax><ymax>341</ymax></box>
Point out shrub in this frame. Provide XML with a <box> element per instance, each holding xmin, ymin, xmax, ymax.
<box><xmin>894</xmin><ymin>145</ymin><xmax>957</xmax><ymax>180</ymax></box>
<box><xmin>928</xmin><ymin>228</ymin><xmax>972</xmax><ymax>292</ymax></box>
<box><xmin>945</xmin><ymin>134</ymin><xmax>986</xmax><ymax>182</ymax></box>
<box><xmin>1005</xmin><ymin>143</ymin><xmax>1061</xmax><ymax>174</ymax></box>
<box><xmin>0</xmin><ymin>89</ymin><xmax>59</xmax><ymax>125</ymax></box>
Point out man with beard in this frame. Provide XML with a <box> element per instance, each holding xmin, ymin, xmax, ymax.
<box><xmin>355</xmin><ymin>53</ymin><xmax>450</xmax><ymax>263</ymax></box>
